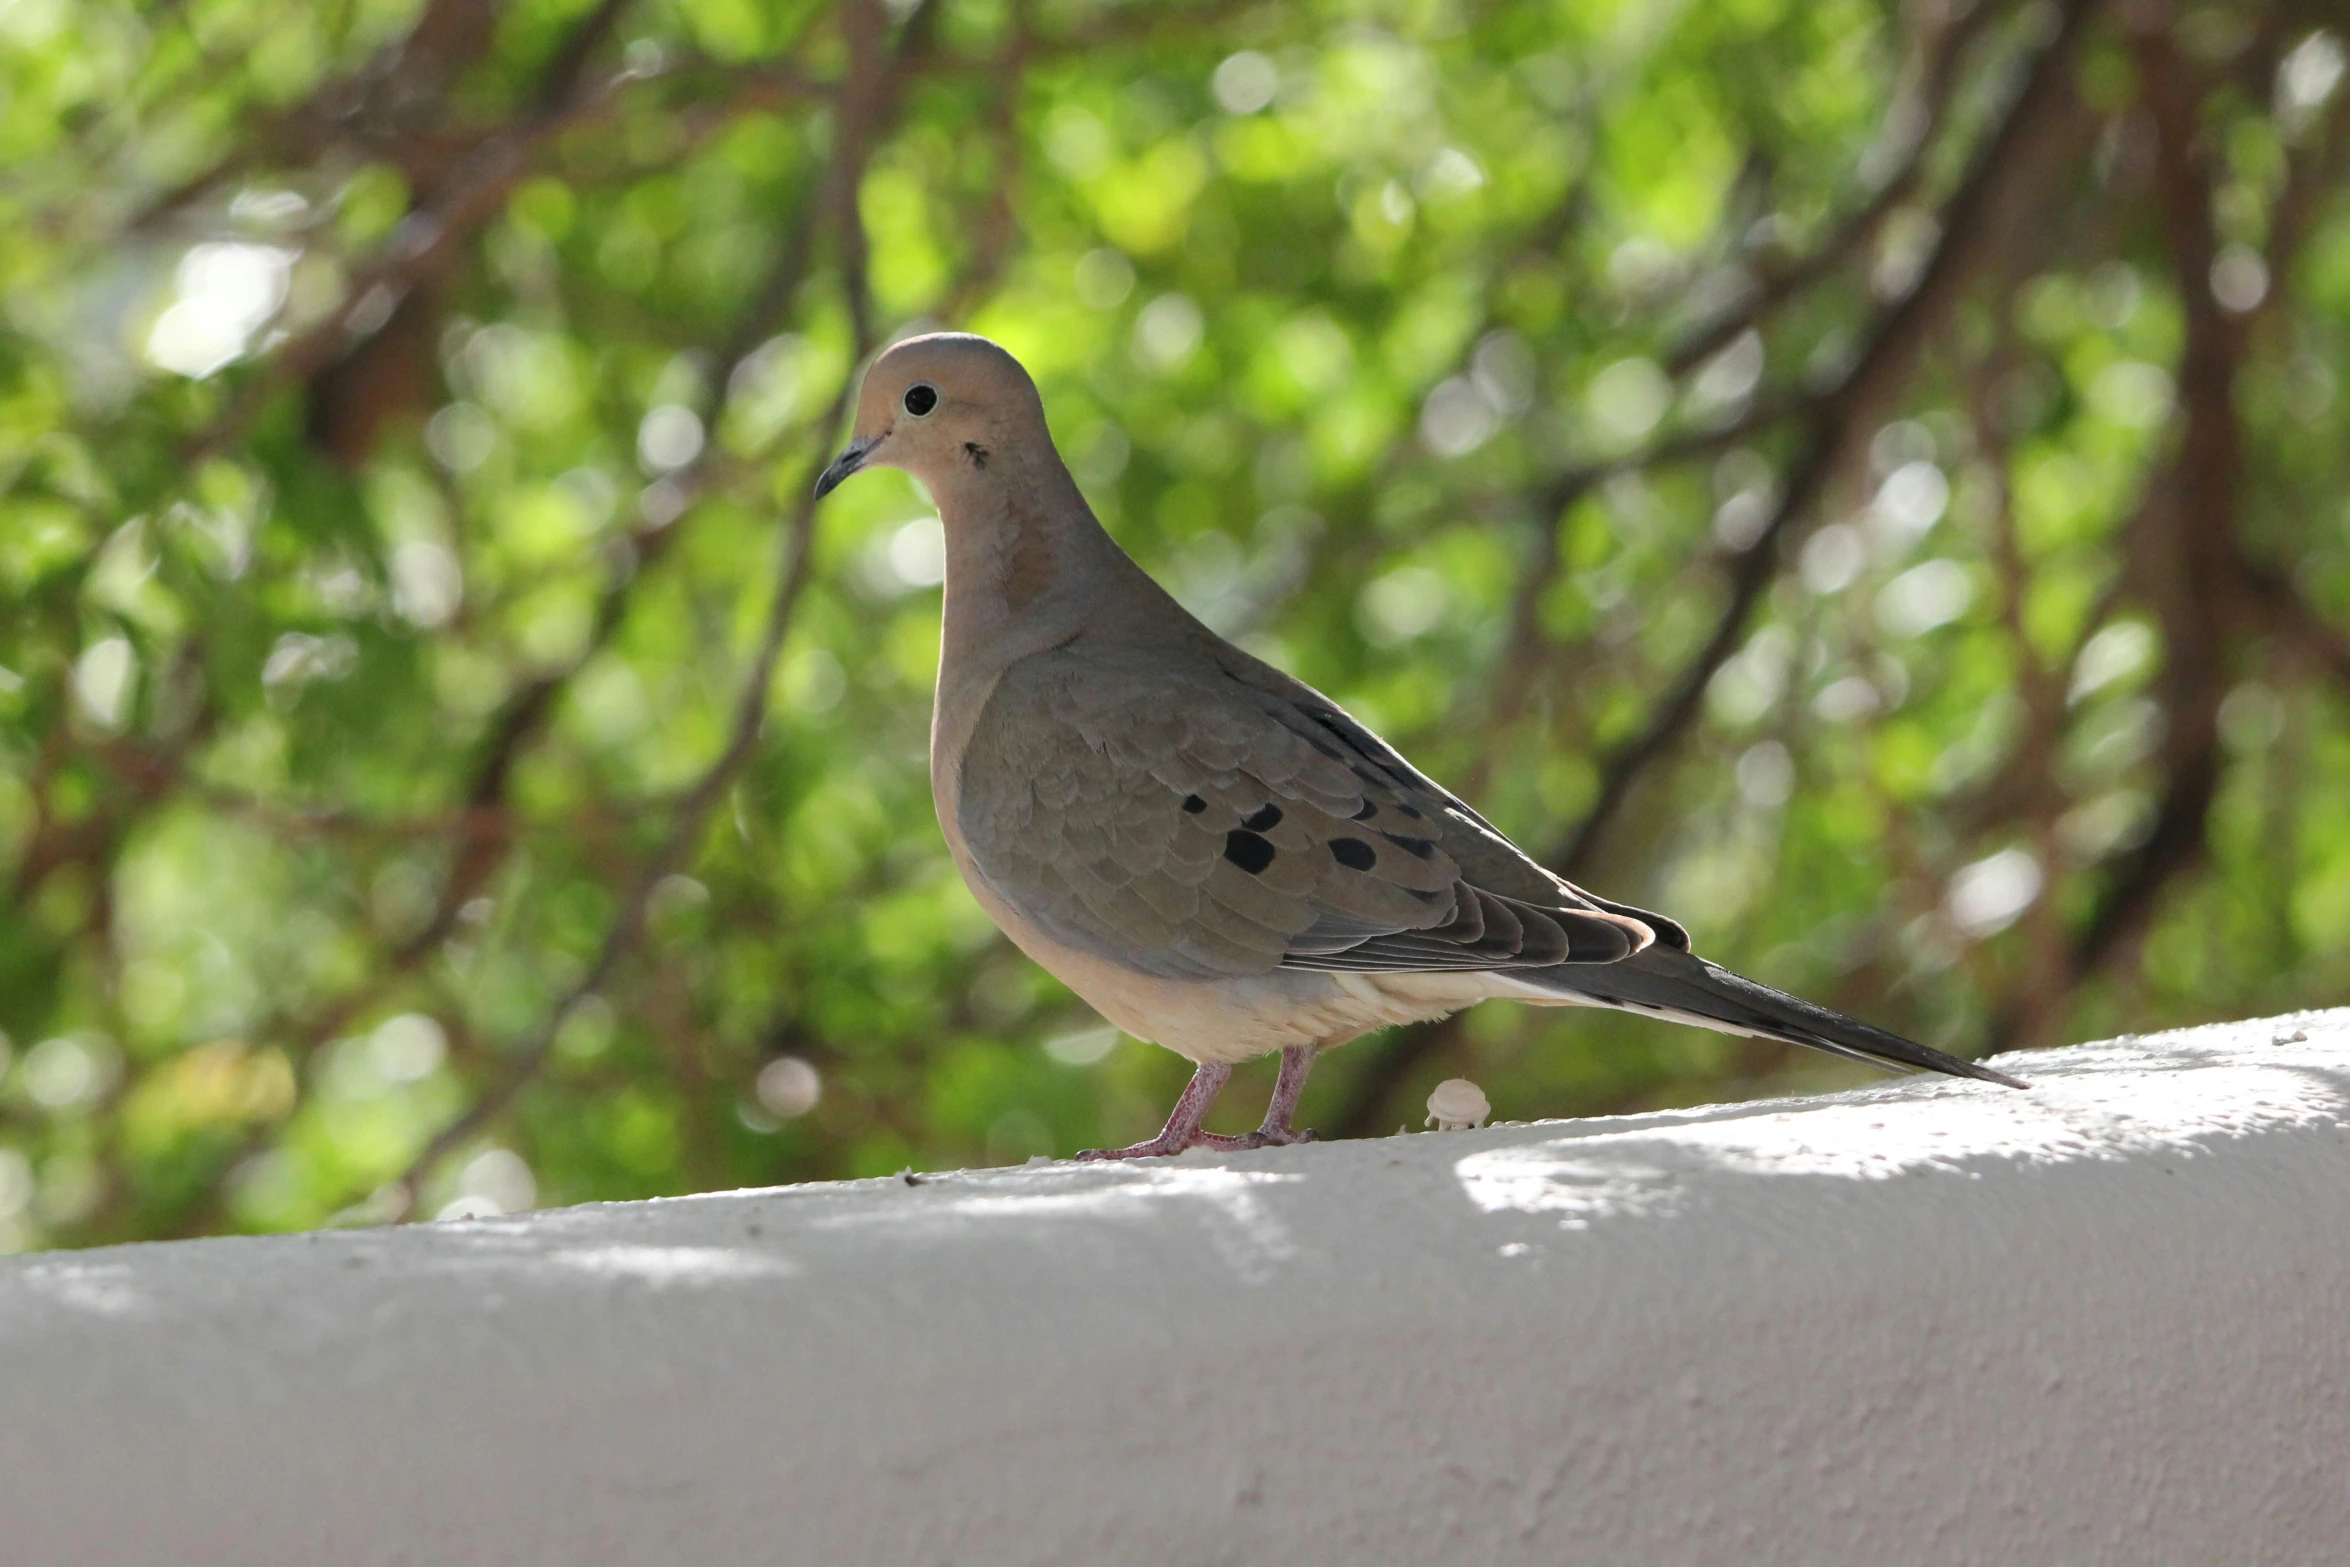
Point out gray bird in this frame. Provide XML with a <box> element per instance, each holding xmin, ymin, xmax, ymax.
<box><xmin>815</xmin><ymin>333</ymin><xmax>2025</xmax><ymax>1159</ymax></box>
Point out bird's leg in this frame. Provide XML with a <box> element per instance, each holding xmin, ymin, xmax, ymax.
<box><xmin>1076</xmin><ymin>1062</ymin><xmax>1233</xmax><ymax>1160</ymax></box>
<box><xmin>1238</xmin><ymin>1044</ymin><xmax>1320</xmax><ymax>1149</ymax></box>
<box><xmin>1183</xmin><ymin>1046</ymin><xmax>1322</xmax><ymax>1151</ymax></box>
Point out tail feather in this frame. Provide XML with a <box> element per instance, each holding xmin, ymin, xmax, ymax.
<box><xmin>1519</xmin><ymin>944</ymin><xmax>2027</xmax><ymax>1089</ymax></box>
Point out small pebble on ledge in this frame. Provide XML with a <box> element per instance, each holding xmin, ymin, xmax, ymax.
<box><xmin>1425</xmin><ymin>1078</ymin><xmax>1491</xmax><ymax>1131</ymax></box>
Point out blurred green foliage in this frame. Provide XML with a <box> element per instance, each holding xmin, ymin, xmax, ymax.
<box><xmin>1</xmin><ymin>0</ymin><xmax>2346</xmax><ymax>1248</ymax></box>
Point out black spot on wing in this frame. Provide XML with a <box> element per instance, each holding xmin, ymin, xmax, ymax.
<box><xmin>1241</xmin><ymin>803</ymin><xmax>1283</xmax><ymax>832</ymax></box>
<box><xmin>1380</xmin><ymin>833</ymin><xmax>1435</xmax><ymax>859</ymax></box>
<box><xmin>1329</xmin><ymin>838</ymin><xmax>1377</xmax><ymax>871</ymax></box>
<box><xmin>1224</xmin><ymin>831</ymin><xmax>1277</xmax><ymax>874</ymax></box>
<box><xmin>1349</xmin><ymin>800</ymin><xmax>1378</xmax><ymax>821</ymax></box>
<box><xmin>1181</xmin><ymin>794</ymin><xmax>1208</xmax><ymax>815</ymax></box>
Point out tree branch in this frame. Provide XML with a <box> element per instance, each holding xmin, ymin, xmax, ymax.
<box><xmin>1336</xmin><ymin>0</ymin><xmax>2107</xmax><ymax>1137</ymax></box>
<box><xmin>2053</xmin><ymin>18</ymin><xmax>2241</xmax><ymax>986</ymax></box>
<box><xmin>385</xmin><ymin>0</ymin><xmax>905</xmax><ymax>1216</ymax></box>
<box><xmin>1661</xmin><ymin>0</ymin><xmax>2003</xmax><ymax>377</ymax></box>
<box><xmin>1546</xmin><ymin>0</ymin><xmax>2104</xmax><ymax>881</ymax></box>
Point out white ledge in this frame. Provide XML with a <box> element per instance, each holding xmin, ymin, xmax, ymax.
<box><xmin>7</xmin><ymin>1016</ymin><xmax>2350</xmax><ymax>1565</ymax></box>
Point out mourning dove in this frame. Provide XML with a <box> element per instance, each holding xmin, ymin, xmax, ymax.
<box><xmin>815</xmin><ymin>333</ymin><xmax>2026</xmax><ymax>1159</ymax></box>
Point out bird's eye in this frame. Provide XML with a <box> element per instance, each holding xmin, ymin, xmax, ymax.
<box><xmin>902</xmin><ymin>383</ymin><xmax>939</xmax><ymax>417</ymax></box>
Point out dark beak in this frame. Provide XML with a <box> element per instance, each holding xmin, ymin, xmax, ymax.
<box><xmin>813</xmin><ymin>437</ymin><xmax>874</xmax><ymax>499</ymax></box>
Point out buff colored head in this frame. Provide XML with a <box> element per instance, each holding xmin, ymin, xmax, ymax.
<box><xmin>813</xmin><ymin>332</ymin><xmax>1049</xmax><ymax>499</ymax></box>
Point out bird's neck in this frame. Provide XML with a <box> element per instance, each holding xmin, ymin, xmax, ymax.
<box><xmin>932</xmin><ymin>449</ymin><xmax>1182</xmax><ymax>683</ymax></box>
<box><xmin>925</xmin><ymin>447</ymin><xmax>1195</xmax><ymax>822</ymax></box>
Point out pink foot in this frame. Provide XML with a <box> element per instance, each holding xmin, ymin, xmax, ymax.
<box><xmin>1073</xmin><ymin>1126</ymin><xmax>1316</xmax><ymax>1159</ymax></box>
<box><xmin>1071</xmin><ymin>1054</ymin><xmax>1325</xmax><ymax>1160</ymax></box>
<box><xmin>1193</xmin><ymin>1130</ymin><xmax>1258</xmax><ymax>1152</ymax></box>
<box><xmin>1075</xmin><ymin>1131</ymin><xmax>1213</xmax><ymax>1161</ymax></box>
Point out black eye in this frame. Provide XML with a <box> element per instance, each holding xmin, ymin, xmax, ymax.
<box><xmin>902</xmin><ymin>383</ymin><xmax>939</xmax><ymax>417</ymax></box>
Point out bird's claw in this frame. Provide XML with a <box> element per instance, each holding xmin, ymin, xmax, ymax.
<box><xmin>1074</xmin><ymin>1137</ymin><xmax>1192</xmax><ymax>1161</ymax></box>
<box><xmin>1074</xmin><ymin>1125</ymin><xmax>1318</xmax><ymax>1160</ymax></box>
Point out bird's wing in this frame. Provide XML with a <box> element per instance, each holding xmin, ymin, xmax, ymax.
<box><xmin>955</xmin><ymin>638</ymin><xmax>1655</xmax><ymax>981</ymax></box>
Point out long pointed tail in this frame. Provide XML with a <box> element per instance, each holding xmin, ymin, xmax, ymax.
<box><xmin>1522</xmin><ymin>945</ymin><xmax>2027</xmax><ymax>1089</ymax></box>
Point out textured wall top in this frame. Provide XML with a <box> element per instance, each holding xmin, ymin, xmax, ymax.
<box><xmin>5</xmin><ymin>1016</ymin><xmax>2348</xmax><ymax>1567</ymax></box>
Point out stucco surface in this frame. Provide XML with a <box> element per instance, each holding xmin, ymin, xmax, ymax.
<box><xmin>4</xmin><ymin>1015</ymin><xmax>2347</xmax><ymax>1566</ymax></box>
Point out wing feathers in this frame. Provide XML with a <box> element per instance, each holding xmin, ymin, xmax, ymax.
<box><xmin>958</xmin><ymin>644</ymin><xmax>1654</xmax><ymax>982</ymax></box>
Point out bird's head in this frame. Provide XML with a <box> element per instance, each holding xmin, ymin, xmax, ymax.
<box><xmin>813</xmin><ymin>332</ymin><xmax>1046</xmax><ymax>500</ymax></box>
